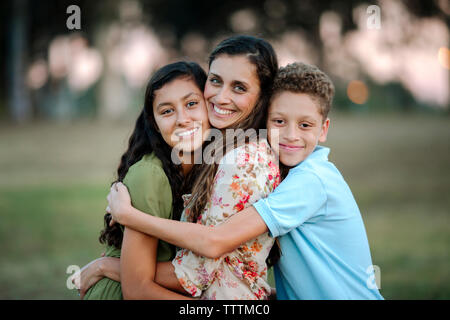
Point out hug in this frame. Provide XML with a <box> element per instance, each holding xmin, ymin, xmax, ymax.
<box><xmin>71</xmin><ymin>35</ymin><xmax>383</xmax><ymax>300</ymax></box>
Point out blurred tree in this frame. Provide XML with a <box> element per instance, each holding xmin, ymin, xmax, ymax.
<box><xmin>1</xmin><ymin>0</ymin><xmax>448</xmax><ymax>122</ymax></box>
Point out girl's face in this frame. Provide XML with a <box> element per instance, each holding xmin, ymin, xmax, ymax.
<box><xmin>204</xmin><ymin>54</ymin><xmax>261</xmax><ymax>129</ymax></box>
<box><xmin>153</xmin><ymin>77</ymin><xmax>210</xmax><ymax>153</ymax></box>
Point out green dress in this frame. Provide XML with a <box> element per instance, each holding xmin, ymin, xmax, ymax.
<box><xmin>83</xmin><ymin>152</ymin><xmax>175</xmax><ymax>300</ymax></box>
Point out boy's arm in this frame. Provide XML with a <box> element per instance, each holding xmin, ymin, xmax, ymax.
<box><xmin>117</xmin><ymin>191</ymin><xmax>269</xmax><ymax>259</ymax></box>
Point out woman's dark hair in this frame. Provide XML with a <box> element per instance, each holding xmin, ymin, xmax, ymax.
<box><xmin>189</xmin><ymin>35</ymin><xmax>281</xmax><ymax>267</ymax></box>
<box><xmin>99</xmin><ymin>61</ymin><xmax>207</xmax><ymax>249</ymax></box>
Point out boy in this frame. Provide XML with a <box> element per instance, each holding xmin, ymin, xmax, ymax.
<box><xmin>251</xmin><ymin>62</ymin><xmax>383</xmax><ymax>299</ymax></box>
<box><xmin>106</xmin><ymin>62</ymin><xmax>384</xmax><ymax>300</ymax></box>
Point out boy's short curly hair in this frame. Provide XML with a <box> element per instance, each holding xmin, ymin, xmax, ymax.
<box><xmin>272</xmin><ymin>62</ymin><xmax>335</xmax><ymax>119</ymax></box>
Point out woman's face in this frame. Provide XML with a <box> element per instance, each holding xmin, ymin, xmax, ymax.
<box><xmin>204</xmin><ymin>54</ymin><xmax>261</xmax><ymax>129</ymax></box>
<box><xmin>153</xmin><ymin>77</ymin><xmax>210</xmax><ymax>153</ymax></box>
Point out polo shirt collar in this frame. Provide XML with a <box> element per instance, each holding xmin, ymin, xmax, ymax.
<box><xmin>293</xmin><ymin>145</ymin><xmax>330</xmax><ymax>168</ymax></box>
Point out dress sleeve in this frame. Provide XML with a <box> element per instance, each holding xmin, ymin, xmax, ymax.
<box><xmin>123</xmin><ymin>161</ymin><xmax>173</xmax><ymax>220</ymax></box>
<box><xmin>172</xmin><ymin>140</ymin><xmax>280</xmax><ymax>298</ymax></box>
<box><xmin>253</xmin><ymin>169</ymin><xmax>327</xmax><ymax>237</ymax></box>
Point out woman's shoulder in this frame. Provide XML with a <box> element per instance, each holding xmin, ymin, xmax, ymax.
<box><xmin>222</xmin><ymin>138</ymin><xmax>276</xmax><ymax>166</ymax></box>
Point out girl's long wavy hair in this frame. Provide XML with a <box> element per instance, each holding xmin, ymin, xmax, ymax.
<box><xmin>187</xmin><ymin>35</ymin><xmax>281</xmax><ymax>267</ymax></box>
<box><xmin>99</xmin><ymin>61</ymin><xmax>207</xmax><ymax>249</ymax></box>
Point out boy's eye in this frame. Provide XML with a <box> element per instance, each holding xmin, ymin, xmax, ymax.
<box><xmin>187</xmin><ymin>101</ymin><xmax>198</xmax><ymax>108</ymax></box>
<box><xmin>272</xmin><ymin>119</ymin><xmax>284</xmax><ymax>125</ymax></box>
<box><xmin>299</xmin><ymin>123</ymin><xmax>310</xmax><ymax>128</ymax></box>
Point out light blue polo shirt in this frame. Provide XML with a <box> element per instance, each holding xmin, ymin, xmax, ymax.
<box><xmin>253</xmin><ymin>146</ymin><xmax>383</xmax><ymax>300</ymax></box>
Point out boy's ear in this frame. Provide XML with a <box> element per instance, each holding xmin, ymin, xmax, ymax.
<box><xmin>319</xmin><ymin>118</ymin><xmax>330</xmax><ymax>143</ymax></box>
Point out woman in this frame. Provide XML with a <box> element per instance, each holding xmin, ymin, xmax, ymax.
<box><xmin>75</xmin><ymin>61</ymin><xmax>210</xmax><ymax>299</ymax></box>
<box><xmin>80</xmin><ymin>35</ymin><xmax>280</xmax><ymax>300</ymax></box>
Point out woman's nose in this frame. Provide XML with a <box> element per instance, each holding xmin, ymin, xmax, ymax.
<box><xmin>215</xmin><ymin>87</ymin><xmax>231</xmax><ymax>105</ymax></box>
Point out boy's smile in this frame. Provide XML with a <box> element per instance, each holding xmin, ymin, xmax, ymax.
<box><xmin>267</xmin><ymin>91</ymin><xmax>330</xmax><ymax>167</ymax></box>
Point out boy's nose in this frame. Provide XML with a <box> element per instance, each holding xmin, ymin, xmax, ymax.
<box><xmin>285</xmin><ymin>126</ymin><xmax>300</xmax><ymax>141</ymax></box>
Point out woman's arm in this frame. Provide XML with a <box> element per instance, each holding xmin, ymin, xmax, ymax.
<box><xmin>111</xmin><ymin>197</ymin><xmax>268</xmax><ymax>259</ymax></box>
<box><xmin>107</xmin><ymin>147</ymin><xmax>272</xmax><ymax>258</ymax></box>
<box><xmin>120</xmin><ymin>226</ymin><xmax>192</xmax><ymax>300</ymax></box>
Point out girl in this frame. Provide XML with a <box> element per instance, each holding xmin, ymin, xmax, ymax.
<box><xmin>80</xmin><ymin>35</ymin><xmax>280</xmax><ymax>300</ymax></box>
<box><xmin>76</xmin><ymin>61</ymin><xmax>210</xmax><ymax>299</ymax></box>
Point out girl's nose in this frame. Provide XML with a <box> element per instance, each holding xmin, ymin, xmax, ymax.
<box><xmin>176</xmin><ymin>108</ymin><xmax>191</xmax><ymax>127</ymax></box>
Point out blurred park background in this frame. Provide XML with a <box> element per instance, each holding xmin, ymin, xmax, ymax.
<box><xmin>0</xmin><ymin>0</ymin><xmax>449</xmax><ymax>299</ymax></box>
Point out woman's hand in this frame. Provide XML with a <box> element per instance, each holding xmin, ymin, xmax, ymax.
<box><xmin>70</xmin><ymin>257</ymin><xmax>115</xmax><ymax>299</ymax></box>
<box><xmin>106</xmin><ymin>182</ymin><xmax>132</xmax><ymax>226</ymax></box>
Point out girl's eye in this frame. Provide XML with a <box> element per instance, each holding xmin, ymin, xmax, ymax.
<box><xmin>187</xmin><ymin>101</ymin><xmax>198</xmax><ymax>108</ymax></box>
<box><xmin>161</xmin><ymin>109</ymin><xmax>174</xmax><ymax>115</ymax></box>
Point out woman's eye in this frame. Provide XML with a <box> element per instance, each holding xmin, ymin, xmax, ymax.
<box><xmin>209</xmin><ymin>77</ymin><xmax>220</xmax><ymax>85</ymax></box>
<box><xmin>234</xmin><ymin>85</ymin><xmax>246</xmax><ymax>92</ymax></box>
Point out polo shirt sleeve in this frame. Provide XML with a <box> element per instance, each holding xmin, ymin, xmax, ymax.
<box><xmin>253</xmin><ymin>169</ymin><xmax>327</xmax><ymax>238</ymax></box>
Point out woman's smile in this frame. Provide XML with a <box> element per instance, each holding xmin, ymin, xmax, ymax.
<box><xmin>210</xmin><ymin>102</ymin><xmax>235</xmax><ymax>116</ymax></box>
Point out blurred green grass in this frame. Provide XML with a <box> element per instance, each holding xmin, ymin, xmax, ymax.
<box><xmin>0</xmin><ymin>114</ymin><xmax>449</xmax><ymax>299</ymax></box>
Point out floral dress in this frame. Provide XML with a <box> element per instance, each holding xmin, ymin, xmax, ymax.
<box><xmin>172</xmin><ymin>139</ymin><xmax>280</xmax><ymax>300</ymax></box>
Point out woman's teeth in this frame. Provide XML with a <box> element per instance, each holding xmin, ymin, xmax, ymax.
<box><xmin>213</xmin><ymin>104</ymin><xmax>234</xmax><ymax>115</ymax></box>
<box><xmin>177</xmin><ymin>127</ymin><xmax>199</xmax><ymax>137</ymax></box>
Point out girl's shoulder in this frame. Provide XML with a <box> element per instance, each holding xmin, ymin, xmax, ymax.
<box><xmin>124</xmin><ymin>152</ymin><xmax>169</xmax><ymax>188</ymax></box>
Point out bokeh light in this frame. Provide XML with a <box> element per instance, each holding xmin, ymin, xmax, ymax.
<box><xmin>26</xmin><ymin>59</ymin><xmax>48</xmax><ymax>90</ymax></box>
<box><xmin>347</xmin><ymin>80</ymin><xmax>369</xmax><ymax>104</ymax></box>
<box><xmin>438</xmin><ymin>47</ymin><xmax>450</xmax><ymax>69</ymax></box>
<box><xmin>229</xmin><ymin>9</ymin><xmax>258</xmax><ymax>33</ymax></box>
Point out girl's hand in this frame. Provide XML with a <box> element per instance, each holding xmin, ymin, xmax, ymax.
<box><xmin>106</xmin><ymin>182</ymin><xmax>132</xmax><ymax>226</ymax></box>
<box><xmin>70</xmin><ymin>257</ymin><xmax>109</xmax><ymax>299</ymax></box>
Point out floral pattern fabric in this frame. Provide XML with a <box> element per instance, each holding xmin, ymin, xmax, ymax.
<box><xmin>172</xmin><ymin>139</ymin><xmax>280</xmax><ymax>300</ymax></box>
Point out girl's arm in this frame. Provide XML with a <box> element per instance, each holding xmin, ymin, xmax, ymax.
<box><xmin>120</xmin><ymin>226</ymin><xmax>192</xmax><ymax>300</ymax></box>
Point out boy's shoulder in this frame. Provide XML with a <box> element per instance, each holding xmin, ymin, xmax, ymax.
<box><xmin>294</xmin><ymin>146</ymin><xmax>331</xmax><ymax>172</ymax></box>
<box><xmin>290</xmin><ymin>146</ymin><xmax>344</xmax><ymax>186</ymax></box>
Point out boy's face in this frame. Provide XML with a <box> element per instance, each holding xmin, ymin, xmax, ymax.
<box><xmin>267</xmin><ymin>91</ymin><xmax>330</xmax><ymax>167</ymax></box>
